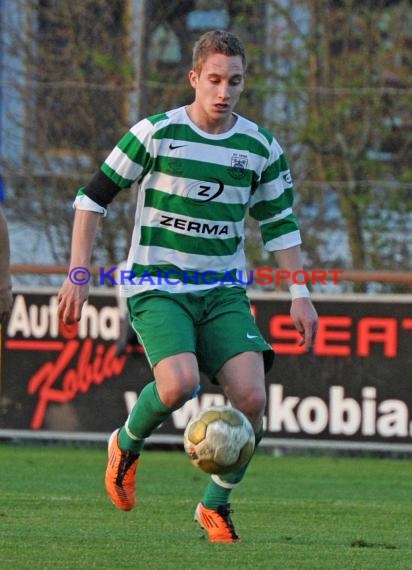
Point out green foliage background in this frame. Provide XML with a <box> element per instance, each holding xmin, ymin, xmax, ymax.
<box><xmin>2</xmin><ymin>1</ymin><xmax>411</xmax><ymax>291</ymax></box>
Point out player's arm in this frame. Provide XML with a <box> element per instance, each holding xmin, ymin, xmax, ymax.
<box><xmin>57</xmin><ymin>209</ymin><xmax>101</xmax><ymax>324</ymax></box>
<box><xmin>250</xmin><ymin>139</ymin><xmax>318</xmax><ymax>350</ymax></box>
<box><xmin>0</xmin><ymin>207</ymin><xmax>13</xmax><ymax>323</ymax></box>
<box><xmin>274</xmin><ymin>245</ymin><xmax>318</xmax><ymax>351</ymax></box>
<box><xmin>58</xmin><ymin>167</ymin><xmax>123</xmax><ymax>324</ymax></box>
<box><xmin>58</xmin><ymin>120</ymin><xmax>151</xmax><ymax>324</ymax></box>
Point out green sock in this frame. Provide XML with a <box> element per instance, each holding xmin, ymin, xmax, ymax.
<box><xmin>201</xmin><ymin>423</ymin><xmax>264</xmax><ymax>509</ymax></box>
<box><xmin>118</xmin><ymin>381</ymin><xmax>174</xmax><ymax>454</ymax></box>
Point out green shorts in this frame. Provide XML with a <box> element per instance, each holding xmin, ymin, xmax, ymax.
<box><xmin>127</xmin><ymin>286</ymin><xmax>274</xmax><ymax>382</ymax></box>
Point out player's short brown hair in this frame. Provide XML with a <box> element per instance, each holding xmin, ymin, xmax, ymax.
<box><xmin>192</xmin><ymin>30</ymin><xmax>247</xmax><ymax>74</ymax></box>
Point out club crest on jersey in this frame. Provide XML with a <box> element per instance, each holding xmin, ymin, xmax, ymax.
<box><xmin>228</xmin><ymin>153</ymin><xmax>248</xmax><ymax>179</ymax></box>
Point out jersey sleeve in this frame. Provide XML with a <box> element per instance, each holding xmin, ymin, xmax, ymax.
<box><xmin>249</xmin><ymin>138</ymin><xmax>302</xmax><ymax>251</ymax></box>
<box><xmin>73</xmin><ymin>117</ymin><xmax>155</xmax><ymax>213</ymax></box>
<box><xmin>73</xmin><ymin>188</ymin><xmax>108</xmax><ymax>216</ymax></box>
<box><xmin>100</xmin><ymin>118</ymin><xmax>155</xmax><ymax>187</ymax></box>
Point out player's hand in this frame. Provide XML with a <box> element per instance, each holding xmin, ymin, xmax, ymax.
<box><xmin>290</xmin><ymin>297</ymin><xmax>318</xmax><ymax>351</ymax></box>
<box><xmin>0</xmin><ymin>284</ymin><xmax>13</xmax><ymax>324</ymax></box>
<box><xmin>57</xmin><ymin>278</ymin><xmax>89</xmax><ymax>324</ymax></box>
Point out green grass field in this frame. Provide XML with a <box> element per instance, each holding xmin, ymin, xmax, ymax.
<box><xmin>1</xmin><ymin>444</ymin><xmax>411</xmax><ymax>570</ymax></box>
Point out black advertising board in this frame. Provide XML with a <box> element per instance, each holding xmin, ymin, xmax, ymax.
<box><xmin>1</xmin><ymin>289</ymin><xmax>148</xmax><ymax>433</ymax></box>
<box><xmin>1</xmin><ymin>289</ymin><xmax>411</xmax><ymax>447</ymax></box>
<box><xmin>252</xmin><ymin>294</ymin><xmax>412</xmax><ymax>444</ymax></box>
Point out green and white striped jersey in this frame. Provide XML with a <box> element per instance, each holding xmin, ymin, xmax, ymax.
<box><xmin>74</xmin><ymin>106</ymin><xmax>301</xmax><ymax>296</ymax></box>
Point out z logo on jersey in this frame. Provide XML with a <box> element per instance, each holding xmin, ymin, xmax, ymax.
<box><xmin>185</xmin><ymin>178</ymin><xmax>224</xmax><ymax>202</ymax></box>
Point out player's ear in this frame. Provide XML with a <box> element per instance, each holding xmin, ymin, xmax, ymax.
<box><xmin>188</xmin><ymin>69</ymin><xmax>198</xmax><ymax>88</ymax></box>
<box><xmin>239</xmin><ymin>73</ymin><xmax>246</xmax><ymax>93</ymax></box>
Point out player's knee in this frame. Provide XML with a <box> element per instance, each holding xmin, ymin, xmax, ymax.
<box><xmin>159</xmin><ymin>372</ymin><xmax>200</xmax><ymax>409</ymax></box>
<box><xmin>238</xmin><ymin>389</ymin><xmax>266</xmax><ymax>427</ymax></box>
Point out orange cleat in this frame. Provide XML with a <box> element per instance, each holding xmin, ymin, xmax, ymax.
<box><xmin>105</xmin><ymin>429</ymin><xmax>139</xmax><ymax>511</ymax></box>
<box><xmin>194</xmin><ymin>503</ymin><xmax>240</xmax><ymax>543</ymax></box>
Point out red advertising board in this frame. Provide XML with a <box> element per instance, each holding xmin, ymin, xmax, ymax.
<box><xmin>1</xmin><ymin>289</ymin><xmax>411</xmax><ymax>447</ymax></box>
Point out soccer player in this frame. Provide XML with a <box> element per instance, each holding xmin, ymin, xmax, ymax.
<box><xmin>58</xmin><ymin>30</ymin><xmax>318</xmax><ymax>543</ymax></box>
<box><xmin>0</xmin><ymin>206</ymin><xmax>13</xmax><ymax>324</ymax></box>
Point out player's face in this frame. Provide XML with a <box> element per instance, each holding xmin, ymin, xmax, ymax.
<box><xmin>188</xmin><ymin>53</ymin><xmax>245</xmax><ymax>133</ymax></box>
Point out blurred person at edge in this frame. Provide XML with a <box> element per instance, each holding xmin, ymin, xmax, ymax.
<box><xmin>0</xmin><ymin>206</ymin><xmax>13</xmax><ymax>323</ymax></box>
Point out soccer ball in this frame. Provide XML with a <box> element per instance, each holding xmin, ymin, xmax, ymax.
<box><xmin>183</xmin><ymin>406</ymin><xmax>255</xmax><ymax>474</ymax></box>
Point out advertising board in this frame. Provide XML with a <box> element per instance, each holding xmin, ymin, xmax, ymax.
<box><xmin>1</xmin><ymin>289</ymin><xmax>411</xmax><ymax>450</ymax></box>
